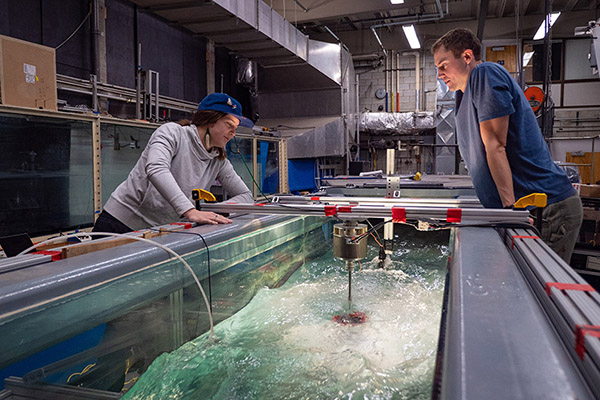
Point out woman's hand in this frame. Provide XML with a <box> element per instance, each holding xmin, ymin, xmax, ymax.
<box><xmin>183</xmin><ymin>208</ymin><xmax>232</xmax><ymax>225</ymax></box>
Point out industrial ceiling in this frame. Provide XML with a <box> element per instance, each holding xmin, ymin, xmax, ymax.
<box><xmin>129</xmin><ymin>0</ymin><xmax>600</xmax><ymax>57</ymax></box>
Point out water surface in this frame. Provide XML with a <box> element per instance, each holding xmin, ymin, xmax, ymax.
<box><xmin>124</xmin><ymin>232</ymin><xmax>448</xmax><ymax>399</ymax></box>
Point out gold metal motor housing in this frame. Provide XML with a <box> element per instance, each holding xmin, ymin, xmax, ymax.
<box><xmin>333</xmin><ymin>221</ymin><xmax>368</xmax><ymax>260</ymax></box>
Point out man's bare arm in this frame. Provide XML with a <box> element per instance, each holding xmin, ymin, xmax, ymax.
<box><xmin>480</xmin><ymin>115</ymin><xmax>515</xmax><ymax>207</ymax></box>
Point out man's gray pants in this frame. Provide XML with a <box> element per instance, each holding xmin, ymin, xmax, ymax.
<box><xmin>533</xmin><ymin>193</ymin><xmax>583</xmax><ymax>263</ymax></box>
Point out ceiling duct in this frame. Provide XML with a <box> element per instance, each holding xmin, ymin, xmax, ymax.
<box><xmin>132</xmin><ymin>0</ymin><xmax>344</xmax><ymax>84</ymax></box>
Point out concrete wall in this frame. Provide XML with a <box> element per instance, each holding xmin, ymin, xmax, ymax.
<box><xmin>357</xmin><ymin>51</ymin><xmax>437</xmax><ymax>114</ymax></box>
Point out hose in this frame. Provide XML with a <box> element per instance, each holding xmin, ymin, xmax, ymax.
<box><xmin>17</xmin><ymin>231</ymin><xmax>215</xmax><ymax>338</ymax></box>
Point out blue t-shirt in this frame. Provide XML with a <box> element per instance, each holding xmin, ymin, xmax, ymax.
<box><xmin>455</xmin><ymin>62</ymin><xmax>575</xmax><ymax>208</ymax></box>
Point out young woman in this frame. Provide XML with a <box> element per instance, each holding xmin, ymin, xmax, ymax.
<box><xmin>94</xmin><ymin>93</ymin><xmax>254</xmax><ymax>233</ymax></box>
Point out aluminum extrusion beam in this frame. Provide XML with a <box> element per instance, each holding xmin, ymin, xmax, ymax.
<box><xmin>200</xmin><ymin>202</ymin><xmax>529</xmax><ymax>224</ymax></box>
<box><xmin>503</xmin><ymin>227</ymin><xmax>600</xmax><ymax>398</ymax></box>
<box><xmin>273</xmin><ymin>195</ymin><xmax>482</xmax><ymax>207</ymax></box>
<box><xmin>0</xmin><ymin>254</ymin><xmax>52</xmax><ymax>274</ymax></box>
<box><xmin>439</xmin><ymin>227</ymin><xmax>594</xmax><ymax>399</ymax></box>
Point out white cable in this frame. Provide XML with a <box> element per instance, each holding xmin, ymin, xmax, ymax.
<box><xmin>17</xmin><ymin>231</ymin><xmax>215</xmax><ymax>338</ymax></box>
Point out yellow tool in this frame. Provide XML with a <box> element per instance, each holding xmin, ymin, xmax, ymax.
<box><xmin>512</xmin><ymin>193</ymin><xmax>547</xmax><ymax>232</ymax></box>
<box><xmin>512</xmin><ymin>193</ymin><xmax>547</xmax><ymax>209</ymax></box>
<box><xmin>192</xmin><ymin>189</ymin><xmax>216</xmax><ymax>202</ymax></box>
<box><xmin>192</xmin><ymin>189</ymin><xmax>216</xmax><ymax>211</ymax></box>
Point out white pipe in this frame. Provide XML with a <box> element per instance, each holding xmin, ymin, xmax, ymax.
<box><xmin>402</xmin><ymin>51</ymin><xmax>420</xmax><ymax>112</ymax></box>
<box><xmin>17</xmin><ymin>231</ymin><xmax>216</xmax><ymax>338</ymax></box>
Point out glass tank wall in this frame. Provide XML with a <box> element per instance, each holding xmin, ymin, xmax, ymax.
<box><xmin>0</xmin><ymin>112</ymin><xmax>93</xmax><ymax>237</ymax></box>
<box><xmin>0</xmin><ymin>108</ymin><xmax>285</xmax><ymax>238</ymax></box>
<box><xmin>0</xmin><ymin>215</ymin><xmax>331</xmax><ymax>393</ymax></box>
<box><xmin>100</xmin><ymin>123</ymin><xmax>155</xmax><ymax>205</ymax></box>
<box><xmin>124</xmin><ymin>225</ymin><xmax>450</xmax><ymax>399</ymax></box>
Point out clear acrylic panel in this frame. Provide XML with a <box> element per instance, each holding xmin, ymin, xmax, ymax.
<box><xmin>100</xmin><ymin>123</ymin><xmax>155</xmax><ymax>204</ymax></box>
<box><xmin>258</xmin><ymin>140</ymin><xmax>279</xmax><ymax>195</ymax></box>
<box><xmin>0</xmin><ymin>112</ymin><xmax>93</xmax><ymax>237</ymax></box>
<box><xmin>226</xmin><ymin>138</ymin><xmax>254</xmax><ymax>198</ymax></box>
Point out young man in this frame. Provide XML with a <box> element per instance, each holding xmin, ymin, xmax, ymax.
<box><xmin>432</xmin><ymin>28</ymin><xmax>582</xmax><ymax>262</ymax></box>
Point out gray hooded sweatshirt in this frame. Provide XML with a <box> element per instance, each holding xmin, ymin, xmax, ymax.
<box><xmin>104</xmin><ymin>122</ymin><xmax>253</xmax><ymax>230</ymax></box>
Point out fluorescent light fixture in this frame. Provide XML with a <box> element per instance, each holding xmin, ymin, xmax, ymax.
<box><xmin>390</xmin><ymin>0</ymin><xmax>404</xmax><ymax>4</ymax></box>
<box><xmin>402</xmin><ymin>25</ymin><xmax>421</xmax><ymax>49</ymax></box>
<box><xmin>522</xmin><ymin>51</ymin><xmax>534</xmax><ymax>67</ymax></box>
<box><xmin>533</xmin><ymin>12</ymin><xmax>561</xmax><ymax>40</ymax></box>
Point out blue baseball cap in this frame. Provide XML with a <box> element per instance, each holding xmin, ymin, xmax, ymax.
<box><xmin>198</xmin><ymin>93</ymin><xmax>254</xmax><ymax>128</ymax></box>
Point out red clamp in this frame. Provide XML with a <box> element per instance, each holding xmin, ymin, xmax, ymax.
<box><xmin>446</xmin><ymin>208</ymin><xmax>462</xmax><ymax>223</ymax></box>
<box><xmin>32</xmin><ymin>250</ymin><xmax>62</xmax><ymax>261</ymax></box>
<box><xmin>575</xmin><ymin>325</ymin><xmax>600</xmax><ymax>360</ymax></box>
<box><xmin>338</xmin><ymin>205</ymin><xmax>355</xmax><ymax>213</ymax></box>
<box><xmin>511</xmin><ymin>235</ymin><xmax>539</xmax><ymax>249</ymax></box>
<box><xmin>324</xmin><ymin>205</ymin><xmax>338</xmax><ymax>216</ymax></box>
<box><xmin>391</xmin><ymin>207</ymin><xmax>406</xmax><ymax>223</ymax></box>
<box><xmin>171</xmin><ymin>222</ymin><xmax>192</xmax><ymax>229</ymax></box>
<box><xmin>545</xmin><ymin>282</ymin><xmax>595</xmax><ymax>297</ymax></box>
<box><xmin>255</xmin><ymin>203</ymin><xmax>265</xmax><ymax>207</ymax></box>
<box><xmin>310</xmin><ymin>196</ymin><xmax>320</xmax><ymax>201</ymax></box>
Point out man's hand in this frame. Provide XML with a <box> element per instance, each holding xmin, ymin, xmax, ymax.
<box><xmin>183</xmin><ymin>208</ymin><xmax>232</xmax><ymax>225</ymax></box>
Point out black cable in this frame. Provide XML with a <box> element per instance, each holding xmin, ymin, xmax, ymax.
<box><xmin>350</xmin><ymin>219</ymin><xmax>393</xmax><ymax>243</ymax></box>
<box><xmin>350</xmin><ymin>219</ymin><xmax>540</xmax><ymax>243</ymax></box>
<box><xmin>150</xmin><ymin>228</ymin><xmax>212</xmax><ymax>336</ymax></box>
<box><xmin>366</xmin><ymin>219</ymin><xmax>385</xmax><ymax>244</ymax></box>
<box><xmin>230</xmin><ymin>137</ymin><xmax>271</xmax><ymax>203</ymax></box>
<box><xmin>56</xmin><ymin>9</ymin><xmax>92</xmax><ymax>50</ymax></box>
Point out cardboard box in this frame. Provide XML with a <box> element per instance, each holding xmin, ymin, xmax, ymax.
<box><xmin>583</xmin><ymin>208</ymin><xmax>600</xmax><ymax>221</ymax></box>
<box><xmin>587</xmin><ymin>256</ymin><xmax>600</xmax><ymax>271</ymax></box>
<box><xmin>580</xmin><ymin>184</ymin><xmax>600</xmax><ymax>199</ymax></box>
<box><xmin>0</xmin><ymin>35</ymin><xmax>57</xmax><ymax>111</ymax></box>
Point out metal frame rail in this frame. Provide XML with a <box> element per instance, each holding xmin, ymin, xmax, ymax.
<box><xmin>502</xmin><ymin>227</ymin><xmax>600</xmax><ymax>397</ymax></box>
<box><xmin>199</xmin><ymin>202</ymin><xmax>528</xmax><ymax>224</ymax></box>
<box><xmin>272</xmin><ymin>195</ymin><xmax>483</xmax><ymax>207</ymax></box>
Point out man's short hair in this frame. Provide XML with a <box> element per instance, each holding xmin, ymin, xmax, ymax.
<box><xmin>431</xmin><ymin>28</ymin><xmax>482</xmax><ymax>61</ymax></box>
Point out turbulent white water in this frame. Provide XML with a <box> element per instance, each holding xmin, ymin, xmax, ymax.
<box><xmin>124</xmin><ymin>235</ymin><xmax>448</xmax><ymax>400</ymax></box>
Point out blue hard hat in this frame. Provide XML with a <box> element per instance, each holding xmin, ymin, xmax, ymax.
<box><xmin>198</xmin><ymin>93</ymin><xmax>254</xmax><ymax>128</ymax></box>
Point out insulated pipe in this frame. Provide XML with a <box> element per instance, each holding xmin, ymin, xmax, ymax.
<box><xmin>402</xmin><ymin>51</ymin><xmax>420</xmax><ymax>112</ymax></box>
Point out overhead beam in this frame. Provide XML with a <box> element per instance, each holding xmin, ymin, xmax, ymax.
<box><xmin>496</xmin><ymin>0</ymin><xmax>507</xmax><ymax>18</ymax></box>
<box><xmin>144</xmin><ymin>0</ymin><xmax>212</xmax><ymax>12</ymax></box>
<box><xmin>171</xmin><ymin>15</ymin><xmax>232</xmax><ymax>26</ymax></box>
<box><xmin>344</xmin><ymin>17</ymin><xmax>359</xmax><ymax>30</ymax></box>
<box><xmin>520</xmin><ymin>0</ymin><xmax>532</xmax><ymax>16</ymax></box>
<box><xmin>477</xmin><ymin>0</ymin><xmax>490</xmax><ymax>41</ymax></box>
<box><xmin>563</xmin><ymin>0</ymin><xmax>580</xmax><ymax>12</ymax></box>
